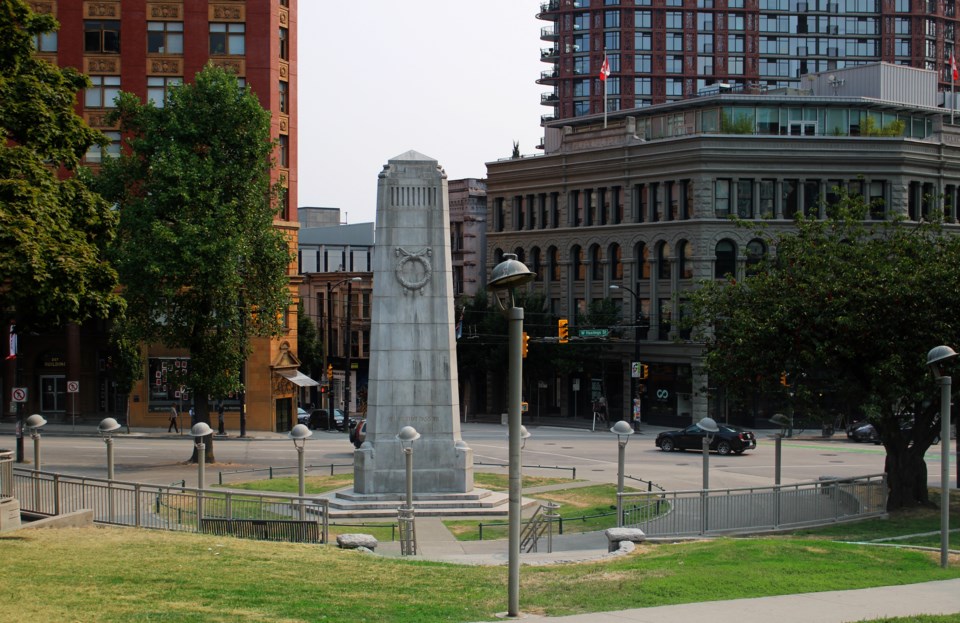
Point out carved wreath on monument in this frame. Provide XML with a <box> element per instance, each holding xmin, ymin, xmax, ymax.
<box><xmin>395</xmin><ymin>247</ymin><xmax>432</xmax><ymax>294</ymax></box>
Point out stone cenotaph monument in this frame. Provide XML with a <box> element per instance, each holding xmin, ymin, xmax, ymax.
<box><xmin>352</xmin><ymin>150</ymin><xmax>473</xmax><ymax>496</ymax></box>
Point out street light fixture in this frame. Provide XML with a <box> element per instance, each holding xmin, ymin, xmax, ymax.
<box><xmin>610</xmin><ymin>284</ymin><xmax>644</xmax><ymax>431</ymax></box>
<box><xmin>488</xmin><ymin>252</ymin><xmax>535</xmax><ymax>619</ymax></box>
<box><xmin>927</xmin><ymin>345</ymin><xmax>957</xmax><ymax>568</ymax></box>
<box><xmin>611</xmin><ymin>420</ymin><xmax>634</xmax><ymax>526</ymax></box>
<box><xmin>697</xmin><ymin>416</ymin><xmax>720</xmax><ymax>490</ymax></box>
<box><xmin>325</xmin><ymin>276</ymin><xmax>362</xmax><ymax>432</ymax></box>
<box><xmin>289</xmin><ymin>423</ymin><xmax>313</xmax><ymax>520</ymax></box>
<box><xmin>98</xmin><ymin>417</ymin><xmax>122</xmax><ymax>481</ymax></box>
<box><xmin>25</xmin><ymin>414</ymin><xmax>46</xmax><ymax>472</ymax></box>
<box><xmin>769</xmin><ymin>413</ymin><xmax>791</xmax><ymax>486</ymax></box>
<box><xmin>397</xmin><ymin>425</ymin><xmax>421</xmax><ymax>556</ymax></box>
<box><xmin>189</xmin><ymin>421</ymin><xmax>214</xmax><ymax>528</ymax></box>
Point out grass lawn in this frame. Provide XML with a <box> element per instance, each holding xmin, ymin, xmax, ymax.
<box><xmin>2</xmin><ymin>527</ymin><xmax>958</xmax><ymax>623</ymax></box>
<box><xmin>864</xmin><ymin>617</ymin><xmax>960</xmax><ymax>623</ymax></box>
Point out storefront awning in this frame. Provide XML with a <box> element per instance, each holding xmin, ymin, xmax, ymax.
<box><xmin>276</xmin><ymin>369</ymin><xmax>320</xmax><ymax>387</ymax></box>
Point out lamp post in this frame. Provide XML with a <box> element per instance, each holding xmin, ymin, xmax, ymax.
<box><xmin>397</xmin><ymin>425</ymin><xmax>421</xmax><ymax>556</ymax></box>
<box><xmin>25</xmin><ymin>413</ymin><xmax>46</xmax><ymax>472</ymax></box>
<box><xmin>289</xmin><ymin>423</ymin><xmax>312</xmax><ymax>520</ymax></box>
<box><xmin>769</xmin><ymin>413</ymin><xmax>791</xmax><ymax>528</ymax></box>
<box><xmin>611</xmin><ymin>420</ymin><xmax>634</xmax><ymax>526</ymax></box>
<box><xmin>698</xmin><ymin>416</ymin><xmax>720</xmax><ymax>535</ymax></box>
<box><xmin>26</xmin><ymin>414</ymin><xmax>46</xmax><ymax>512</ymax></box>
<box><xmin>99</xmin><ymin>417</ymin><xmax>121</xmax><ymax>522</ymax></box>
<box><xmin>189</xmin><ymin>421</ymin><xmax>214</xmax><ymax>528</ymax></box>
<box><xmin>326</xmin><ymin>276</ymin><xmax>361</xmax><ymax>432</ymax></box>
<box><xmin>488</xmin><ymin>253</ymin><xmax>535</xmax><ymax>619</ymax></box>
<box><xmin>927</xmin><ymin>345</ymin><xmax>957</xmax><ymax>568</ymax></box>
<box><xmin>610</xmin><ymin>284</ymin><xmax>643</xmax><ymax>431</ymax></box>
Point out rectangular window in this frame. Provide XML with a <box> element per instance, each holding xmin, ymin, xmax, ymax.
<box><xmin>635</xmin><ymin>33</ymin><xmax>652</xmax><ymax>51</ymax></box>
<box><xmin>85</xmin><ymin>76</ymin><xmax>121</xmax><ymax>108</ymax></box>
<box><xmin>666</xmin><ymin>55</ymin><xmax>683</xmax><ymax>73</ymax></box>
<box><xmin>279</xmin><ymin>26</ymin><xmax>289</xmax><ymax>60</ymax></box>
<box><xmin>209</xmin><ymin>23</ymin><xmax>245</xmax><ymax>55</ymax></box>
<box><xmin>635</xmin><ymin>77</ymin><xmax>651</xmax><ymax>95</ymax></box>
<box><xmin>605</xmin><ymin>31</ymin><xmax>620</xmax><ymax>50</ymax></box>
<box><xmin>728</xmin><ymin>35</ymin><xmax>744</xmax><ymax>52</ymax></box>
<box><xmin>666</xmin><ymin>78</ymin><xmax>683</xmax><ymax>96</ymax></box>
<box><xmin>147</xmin><ymin>21</ymin><xmax>183</xmax><ymax>54</ymax></box>
<box><xmin>85</xmin><ymin>130</ymin><xmax>122</xmax><ymax>163</ymax></box>
<box><xmin>574</xmin><ymin>56</ymin><xmax>591</xmax><ymax>75</ymax></box>
<box><xmin>33</xmin><ymin>31</ymin><xmax>57</xmax><ymax>52</ymax></box>
<box><xmin>698</xmin><ymin>13</ymin><xmax>714</xmax><ymax>32</ymax></box>
<box><xmin>279</xmin><ymin>134</ymin><xmax>289</xmax><ymax>168</ymax></box>
<box><xmin>147</xmin><ymin>76</ymin><xmax>181</xmax><ymax>107</ymax></box>
<box><xmin>666</xmin><ymin>33</ymin><xmax>683</xmax><ymax>51</ymax></box>
<box><xmin>279</xmin><ymin>81</ymin><xmax>289</xmax><ymax>113</ymax></box>
<box><xmin>605</xmin><ymin>10</ymin><xmax>620</xmax><ymax>27</ymax></box>
<box><xmin>635</xmin><ymin>54</ymin><xmax>651</xmax><ymax>72</ymax></box>
<box><xmin>782</xmin><ymin>179</ymin><xmax>799</xmax><ymax>218</ymax></box>
<box><xmin>666</xmin><ymin>11</ymin><xmax>683</xmax><ymax>28</ymax></box>
<box><xmin>715</xmin><ymin>180</ymin><xmax>731</xmax><ymax>216</ymax></box>
<box><xmin>635</xmin><ymin>10</ymin><xmax>651</xmax><ymax>27</ymax></box>
<box><xmin>759</xmin><ymin>180</ymin><xmax>775</xmax><ymax>218</ymax></box>
<box><xmin>728</xmin><ymin>56</ymin><xmax>744</xmax><ymax>74</ymax></box>
<box><xmin>736</xmin><ymin>180</ymin><xmax>753</xmax><ymax>217</ymax></box>
<box><xmin>84</xmin><ymin>20</ymin><xmax>120</xmax><ymax>53</ymax></box>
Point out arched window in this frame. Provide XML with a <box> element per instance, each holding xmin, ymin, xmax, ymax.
<box><xmin>657</xmin><ymin>242</ymin><xmax>671</xmax><ymax>280</ymax></box>
<box><xmin>746</xmin><ymin>238</ymin><xmax>766</xmax><ymax>275</ymax></box>
<box><xmin>572</xmin><ymin>245</ymin><xmax>585</xmax><ymax>281</ymax></box>
<box><xmin>514</xmin><ymin>247</ymin><xmax>525</xmax><ymax>264</ymax></box>
<box><xmin>715</xmin><ymin>239</ymin><xmax>737</xmax><ymax>278</ymax></box>
<box><xmin>678</xmin><ymin>240</ymin><xmax>693</xmax><ymax>279</ymax></box>
<box><xmin>494</xmin><ymin>248</ymin><xmax>505</xmax><ymax>265</ymax></box>
<box><xmin>590</xmin><ymin>244</ymin><xmax>603</xmax><ymax>281</ymax></box>
<box><xmin>531</xmin><ymin>247</ymin><xmax>542</xmax><ymax>281</ymax></box>
<box><xmin>609</xmin><ymin>244</ymin><xmax>623</xmax><ymax>281</ymax></box>
<box><xmin>548</xmin><ymin>246</ymin><xmax>560</xmax><ymax>281</ymax></box>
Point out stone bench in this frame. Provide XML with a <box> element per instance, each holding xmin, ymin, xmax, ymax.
<box><xmin>337</xmin><ymin>533</ymin><xmax>378</xmax><ymax>552</ymax></box>
<box><xmin>605</xmin><ymin>527</ymin><xmax>646</xmax><ymax>552</ymax></box>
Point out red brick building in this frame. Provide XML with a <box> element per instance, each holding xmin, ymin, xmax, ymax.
<box><xmin>2</xmin><ymin>0</ymin><xmax>302</xmax><ymax>432</ymax></box>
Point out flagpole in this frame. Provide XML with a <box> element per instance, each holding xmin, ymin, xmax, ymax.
<box><xmin>603</xmin><ymin>54</ymin><xmax>609</xmax><ymax>129</ymax></box>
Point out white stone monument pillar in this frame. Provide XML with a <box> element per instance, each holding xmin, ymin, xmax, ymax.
<box><xmin>353</xmin><ymin>151</ymin><xmax>473</xmax><ymax>494</ymax></box>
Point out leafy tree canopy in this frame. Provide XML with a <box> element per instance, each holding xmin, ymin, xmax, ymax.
<box><xmin>96</xmin><ymin>65</ymin><xmax>292</xmax><ymax>420</ymax></box>
<box><xmin>687</xmin><ymin>193</ymin><xmax>960</xmax><ymax>509</ymax></box>
<box><xmin>0</xmin><ymin>0</ymin><xmax>119</xmax><ymax>330</ymax></box>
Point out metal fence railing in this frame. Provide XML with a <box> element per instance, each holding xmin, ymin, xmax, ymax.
<box><xmin>620</xmin><ymin>473</ymin><xmax>888</xmax><ymax>537</ymax></box>
<box><xmin>0</xmin><ymin>450</ymin><xmax>13</xmax><ymax>502</ymax></box>
<box><xmin>13</xmin><ymin>468</ymin><xmax>329</xmax><ymax>543</ymax></box>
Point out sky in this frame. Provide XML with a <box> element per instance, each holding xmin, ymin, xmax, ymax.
<box><xmin>297</xmin><ymin>1</ymin><xmax>548</xmax><ymax>225</ymax></box>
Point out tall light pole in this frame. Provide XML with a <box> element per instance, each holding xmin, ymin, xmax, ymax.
<box><xmin>99</xmin><ymin>417</ymin><xmax>121</xmax><ymax>522</ymax></box>
<box><xmin>611</xmin><ymin>420</ymin><xmax>634</xmax><ymax>526</ymax></box>
<box><xmin>289</xmin><ymin>423</ymin><xmax>312</xmax><ymax>520</ymax></box>
<box><xmin>488</xmin><ymin>253</ymin><xmax>535</xmax><ymax>619</ymax></box>
<box><xmin>610</xmin><ymin>284</ymin><xmax>643</xmax><ymax>430</ymax></box>
<box><xmin>927</xmin><ymin>345</ymin><xmax>957</xmax><ymax>568</ymax></box>
<box><xmin>25</xmin><ymin>414</ymin><xmax>46</xmax><ymax>472</ymax></box>
<box><xmin>326</xmin><ymin>276</ymin><xmax>361</xmax><ymax>432</ymax></box>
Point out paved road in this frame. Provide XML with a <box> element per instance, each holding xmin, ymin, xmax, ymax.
<box><xmin>2</xmin><ymin>420</ymin><xmax>943</xmax><ymax>492</ymax></box>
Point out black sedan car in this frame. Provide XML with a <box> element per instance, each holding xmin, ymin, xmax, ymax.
<box><xmin>655</xmin><ymin>423</ymin><xmax>757</xmax><ymax>455</ymax></box>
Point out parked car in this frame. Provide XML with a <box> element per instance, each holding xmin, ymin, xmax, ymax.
<box><xmin>655</xmin><ymin>423</ymin><xmax>757</xmax><ymax>455</ymax></box>
<box><xmin>296</xmin><ymin>407</ymin><xmax>310</xmax><ymax>426</ymax></box>
<box><xmin>847</xmin><ymin>420</ymin><xmax>880</xmax><ymax>443</ymax></box>
<box><xmin>350</xmin><ymin>418</ymin><xmax>366</xmax><ymax>448</ymax></box>
<box><xmin>307</xmin><ymin>408</ymin><xmax>346</xmax><ymax>430</ymax></box>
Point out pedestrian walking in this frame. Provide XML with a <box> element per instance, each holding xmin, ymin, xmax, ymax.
<box><xmin>167</xmin><ymin>405</ymin><xmax>179</xmax><ymax>433</ymax></box>
<box><xmin>217</xmin><ymin>401</ymin><xmax>225</xmax><ymax>435</ymax></box>
<box><xmin>189</xmin><ymin>406</ymin><xmax>196</xmax><ymax>427</ymax></box>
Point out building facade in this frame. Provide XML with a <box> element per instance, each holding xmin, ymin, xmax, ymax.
<box><xmin>448</xmin><ymin>178</ymin><xmax>489</xmax><ymax>300</ymax></box>
<box><xmin>488</xmin><ymin>63</ymin><xmax>960</xmax><ymax>428</ymax></box>
<box><xmin>2</xmin><ymin>0</ymin><xmax>300</xmax><ymax>432</ymax></box>
<box><xmin>537</xmin><ymin>0</ymin><xmax>960</xmax><ymax>122</ymax></box>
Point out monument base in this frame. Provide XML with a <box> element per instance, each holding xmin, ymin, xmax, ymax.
<box><xmin>353</xmin><ymin>439</ymin><xmax>473</xmax><ymax>494</ymax></box>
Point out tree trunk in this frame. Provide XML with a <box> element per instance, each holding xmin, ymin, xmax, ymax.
<box><xmin>884</xmin><ymin>443</ymin><xmax>931</xmax><ymax>510</ymax></box>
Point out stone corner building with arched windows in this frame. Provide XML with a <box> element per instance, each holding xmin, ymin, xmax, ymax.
<box><xmin>485</xmin><ymin>62</ymin><xmax>960</xmax><ymax>430</ymax></box>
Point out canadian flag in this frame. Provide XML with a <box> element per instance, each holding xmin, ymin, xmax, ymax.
<box><xmin>600</xmin><ymin>56</ymin><xmax>610</xmax><ymax>81</ymax></box>
<box><xmin>951</xmin><ymin>54</ymin><xmax>958</xmax><ymax>82</ymax></box>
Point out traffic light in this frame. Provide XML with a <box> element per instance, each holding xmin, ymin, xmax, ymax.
<box><xmin>320</xmin><ymin>385</ymin><xmax>327</xmax><ymax>395</ymax></box>
<box><xmin>327</xmin><ymin>364</ymin><xmax>333</xmax><ymax>380</ymax></box>
<box><xmin>558</xmin><ymin>318</ymin><xmax>569</xmax><ymax>344</ymax></box>
<box><xmin>779</xmin><ymin>372</ymin><xmax>788</xmax><ymax>387</ymax></box>
<box><xmin>638</xmin><ymin>363</ymin><xmax>649</xmax><ymax>379</ymax></box>
<box><xmin>521</xmin><ymin>332</ymin><xmax>530</xmax><ymax>358</ymax></box>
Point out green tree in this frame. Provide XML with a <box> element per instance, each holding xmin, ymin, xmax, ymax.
<box><xmin>296</xmin><ymin>301</ymin><xmax>323</xmax><ymax>390</ymax></box>
<box><xmin>687</xmin><ymin>194</ymin><xmax>960</xmax><ymax>509</ymax></box>
<box><xmin>96</xmin><ymin>66</ymin><xmax>292</xmax><ymax>462</ymax></box>
<box><xmin>0</xmin><ymin>0</ymin><xmax>119</xmax><ymax>330</ymax></box>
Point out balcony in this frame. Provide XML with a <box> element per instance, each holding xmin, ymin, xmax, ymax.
<box><xmin>540</xmin><ymin>114</ymin><xmax>556</xmax><ymax>124</ymax></box>
<box><xmin>537</xmin><ymin>0</ymin><xmax>561</xmax><ymax>19</ymax></box>
<box><xmin>541</xmin><ymin>91</ymin><xmax>559</xmax><ymax>104</ymax></box>
<box><xmin>541</xmin><ymin>47</ymin><xmax>558</xmax><ymax>61</ymax></box>
<box><xmin>537</xmin><ymin>68</ymin><xmax>559</xmax><ymax>84</ymax></box>
<box><xmin>540</xmin><ymin>25</ymin><xmax>558</xmax><ymax>41</ymax></box>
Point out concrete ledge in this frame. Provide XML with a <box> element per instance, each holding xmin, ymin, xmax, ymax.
<box><xmin>605</xmin><ymin>527</ymin><xmax>646</xmax><ymax>552</ymax></box>
<box><xmin>18</xmin><ymin>509</ymin><xmax>94</xmax><ymax>530</ymax></box>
